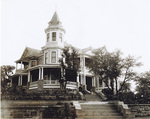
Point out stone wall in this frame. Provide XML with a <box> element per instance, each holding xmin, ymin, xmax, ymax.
<box><xmin>1</xmin><ymin>100</ymin><xmax>76</xmax><ymax>119</ymax></box>
<box><xmin>128</xmin><ymin>104</ymin><xmax>150</xmax><ymax>117</ymax></box>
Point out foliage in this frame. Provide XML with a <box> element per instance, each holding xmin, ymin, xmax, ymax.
<box><xmin>102</xmin><ymin>88</ymin><xmax>114</xmax><ymax>100</ymax></box>
<box><xmin>59</xmin><ymin>47</ymin><xmax>80</xmax><ymax>89</ymax></box>
<box><xmin>135</xmin><ymin>71</ymin><xmax>150</xmax><ymax>103</ymax></box>
<box><xmin>120</xmin><ymin>82</ymin><xmax>131</xmax><ymax>93</ymax></box>
<box><xmin>1</xmin><ymin>65</ymin><xmax>15</xmax><ymax>94</ymax></box>
<box><xmin>88</xmin><ymin>46</ymin><xmax>142</xmax><ymax>96</ymax></box>
<box><xmin>118</xmin><ymin>92</ymin><xmax>136</xmax><ymax>104</ymax></box>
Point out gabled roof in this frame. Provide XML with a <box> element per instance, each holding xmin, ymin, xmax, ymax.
<box><xmin>15</xmin><ymin>47</ymin><xmax>42</xmax><ymax>63</ymax></box>
<box><xmin>81</xmin><ymin>46</ymin><xmax>92</xmax><ymax>53</ymax></box>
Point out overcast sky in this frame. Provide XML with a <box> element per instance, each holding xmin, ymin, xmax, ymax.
<box><xmin>1</xmin><ymin>0</ymin><xmax>150</xmax><ymax>73</ymax></box>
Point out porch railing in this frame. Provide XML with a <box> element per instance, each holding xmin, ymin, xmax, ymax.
<box><xmin>43</xmin><ymin>80</ymin><xmax>60</xmax><ymax>89</ymax></box>
<box><xmin>29</xmin><ymin>81</ymin><xmax>38</xmax><ymax>90</ymax></box>
<box><xmin>29</xmin><ymin>80</ymin><xmax>60</xmax><ymax>90</ymax></box>
<box><xmin>66</xmin><ymin>81</ymin><xmax>78</xmax><ymax>90</ymax></box>
<box><xmin>43</xmin><ymin>80</ymin><xmax>59</xmax><ymax>85</ymax></box>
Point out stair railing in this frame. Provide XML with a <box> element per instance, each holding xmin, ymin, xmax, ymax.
<box><xmin>113</xmin><ymin>101</ymin><xmax>135</xmax><ymax>119</ymax></box>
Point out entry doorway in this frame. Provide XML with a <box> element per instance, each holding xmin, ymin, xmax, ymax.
<box><xmin>86</xmin><ymin>76</ymin><xmax>92</xmax><ymax>91</ymax></box>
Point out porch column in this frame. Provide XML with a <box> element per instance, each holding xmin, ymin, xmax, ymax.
<box><xmin>92</xmin><ymin>76</ymin><xmax>96</xmax><ymax>87</ymax></box>
<box><xmin>84</xmin><ymin>74</ymin><xmax>87</xmax><ymax>90</ymax></box>
<box><xmin>20</xmin><ymin>75</ymin><xmax>22</xmax><ymax>86</ymax></box>
<box><xmin>28</xmin><ymin>71</ymin><xmax>30</xmax><ymax>82</ymax></box>
<box><xmin>97</xmin><ymin>76</ymin><xmax>99</xmax><ymax>90</ymax></box>
<box><xmin>39</xmin><ymin>67</ymin><xmax>41</xmax><ymax>80</ymax></box>
<box><xmin>18</xmin><ymin>76</ymin><xmax>21</xmax><ymax>86</ymax></box>
<box><xmin>81</xmin><ymin>74</ymin><xmax>84</xmax><ymax>85</ymax></box>
<box><xmin>41</xmin><ymin>67</ymin><xmax>44</xmax><ymax>80</ymax></box>
<box><xmin>77</xmin><ymin>73</ymin><xmax>80</xmax><ymax>87</ymax></box>
<box><xmin>83</xmin><ymin>74</ymin><xmax>86</xmax><ymax>85</ymax></box>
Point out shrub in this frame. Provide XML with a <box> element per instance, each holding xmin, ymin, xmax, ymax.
<box><xmin>102</xmin><ymin>89</ymin><xmax>114</xmax><ymax>100</ymax></box>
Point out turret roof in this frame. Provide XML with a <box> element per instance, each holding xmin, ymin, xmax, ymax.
<box><xmin>48</xmin><ymin>11</ymin><xmax>61</xmax><ymax>25</ymax></box>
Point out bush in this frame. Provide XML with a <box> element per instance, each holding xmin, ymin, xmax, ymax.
<box><xmin>135</xmin><ymin>93</ymin><xmax>150</xmax><ymax>104</ymax></box>
<box><xmin>102</xmin><ymin>89</ymin><xmax>114</xmax><ymax>100</ymax></box>
<box><xmin>118</xmin><ymin>92</ymin><xmax>136</xmax><ymax>104</ymax></box>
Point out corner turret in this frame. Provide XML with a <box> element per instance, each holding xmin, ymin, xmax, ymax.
<box><xmin>43</xmin><ymin>12</ymin><xmax>65</xmax><ymax>50</ymax></box>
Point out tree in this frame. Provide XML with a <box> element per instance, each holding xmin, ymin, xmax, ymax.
<box><xmin>1</xmin><ymin>65</ymin><xmax>15</xmax><ymax>93</ymax></box>
<box><xmin>135</xmin><ymin>71</ymin><xmax>150</xmax><ymax>103</ymax></box>
<box><xmin>59</xmin><ymin>47</ymin><xmax>80</xmax><ymax>89</ymax></box>
<box><xmin>88</xmin><ymin>47</ymin><xmax>142</xmax><ymax>96</ymax></box>
<box><xmin>120</xmin><ymin>82</ymin><xmax>131</xmax><ymax>93</ymax></box>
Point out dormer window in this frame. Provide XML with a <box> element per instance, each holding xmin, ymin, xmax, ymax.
<box><xmin>52</xmin><ymin>32</ymin><xmax>56</xmax><ymax>41</ymax></box>
<box><xmin>59</xmin><ymin>33</ymin><xmax>62</xmax><ymax>42</ymax></box>
<box><xmin>47</xmin><ymin>33</ymin><xmax>49</xmax><ymax>42</ymax></box>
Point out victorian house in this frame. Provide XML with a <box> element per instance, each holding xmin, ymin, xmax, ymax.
<box><xmin>11</xmin><ymin>12</ymin><xmax>109</xmax><ymax>92</ymax></box>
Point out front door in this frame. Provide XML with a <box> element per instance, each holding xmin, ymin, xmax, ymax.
<box><xmin>86</xmin><ymin>76</ymin><xmax>92</xmax><ymax>91</ymax></box>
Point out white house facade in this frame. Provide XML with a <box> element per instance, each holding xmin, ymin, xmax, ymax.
<box><xmin>11</xmin><ymin>12</ymin><xmax>110</xmax><ymax>92</ymax></box>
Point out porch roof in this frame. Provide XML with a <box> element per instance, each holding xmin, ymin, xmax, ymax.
<box><xmin>11</xmin><ymin>73</ymin><xmax>28</xmax><ymax>78</ymax></box>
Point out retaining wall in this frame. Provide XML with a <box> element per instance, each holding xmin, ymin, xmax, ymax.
<box><xmin>128</xmin><ymin>104</ymin><xmax>150</xmax><ymax>117</ymax></box>
<box><xmin>1</xmin><ymin>100</ymin><xmax>76</xmax><ymax>119</ymax></box>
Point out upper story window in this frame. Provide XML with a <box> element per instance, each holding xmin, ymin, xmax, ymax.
<box><xmin>31</xmin><ymin>60</ymin><xmax>37</xmax><ymax>67</ymax></box>
<box><xmin>59</xmin><ymin>33</ymin><xmax>62</xmax><ymax>42</ymax></box>
<box><xmin>45</xmin><ymin>52</ymin><xmax>49</xmax><ymax>64</ymax></box>
<box><xmin>47</xmin><ymin>33</ymin><xmax>49</xmax><ymax>42</ymax></box>
<box><xmin>51</xmin><ymin>51</ymin><xmax>56</xmax><ymax>63</ymax></box>
<box><xmin>52</xmin><ymin>32</ymin><xmax>56</xmax><ymax>41</ymax></box>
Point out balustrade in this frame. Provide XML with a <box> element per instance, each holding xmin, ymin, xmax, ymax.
<box><xmin>43</xmin><ymin>80</ymin><xmax>59</xmax><ymax>85</ymax></box>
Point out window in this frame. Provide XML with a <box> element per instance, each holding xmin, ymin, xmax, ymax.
<box><xmin>51</xmin><ymin>51</ymin><xmax>56</xmax><ymax>63</ymax></box>
<box><xmin>45</xmin><ymin>52</ymin><xmax>49</xmax><ymax>64</ymax></box>
<box><xmin>59</xmin><ymin>33</ymin><xmax>62</xmax><ymax>42</ymax></box>
<box><xmin>52</xmin><ymin>32</ymin><xmax>56</xmax><ymax>41</ymax></box>
<box><xmin>31</xmin><ymin>60</ymin><xmax>37</xmax><ymax>67</ymax></box>
<box><xmin>47</xmin><ymin>33</ymin><xmax>49</xmax><ymax>42</ymax></box>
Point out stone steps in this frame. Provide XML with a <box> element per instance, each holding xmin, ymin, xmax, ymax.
<box><xmin>76</xmin><ymin>116</ymin><xmax>124</xmax><ymax>119</ymax></box>
<box><xmin>76</xmin><ymin>102</ymin><xmax>124</xmax><ymax>119</ymax></box>
<box><xmin>77</xmin><ymin>109</ymin><xmax>118</xmax><ymax>114</ymax></box>
<box><xmin>85</xmin><ymin>93</ymin><xmax>102</xmax><ymax>101</ymax></box>
<box><xmin>77</xmin><ymin>111</ymin><xmax>120</xmax><ymax>116</ymax></box>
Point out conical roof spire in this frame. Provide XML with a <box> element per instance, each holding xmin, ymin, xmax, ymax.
<box><xmin>45</xmin><ymin>11</ymin><xmax>65</xmax><ymax>33</ymax></box>
<box><xmin>49</xmin><ymin>11</ymin><xmax>62</xmax><ymax>26</ymax></box>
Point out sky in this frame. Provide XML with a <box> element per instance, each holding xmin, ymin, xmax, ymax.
<box><xmin>1</xmin><ymin>0</ymin><xmax>150</xmax><ymax>73</ymax></box>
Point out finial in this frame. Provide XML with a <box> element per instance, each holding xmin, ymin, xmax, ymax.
<box><xmin>55</xmin><ymin>4</ymin><xmax>57</xmax><ymax>11</ymax></box>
